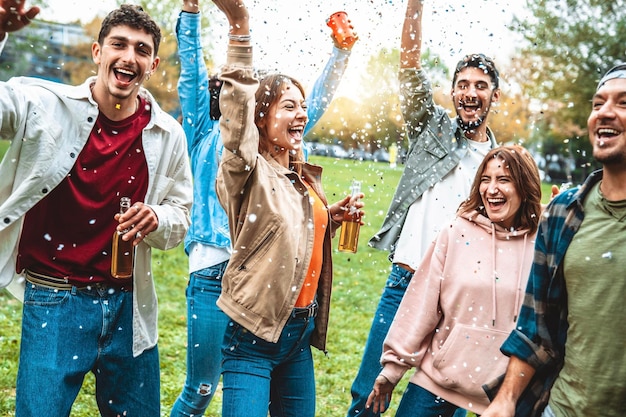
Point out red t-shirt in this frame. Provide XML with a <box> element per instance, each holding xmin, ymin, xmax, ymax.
<box><xmin>17</xmin><ymin>98</ymin><xmax>150</xmax><ymax>285</ymax></box>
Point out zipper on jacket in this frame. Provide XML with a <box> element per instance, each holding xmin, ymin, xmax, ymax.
<box><xmin>237</xmin><ymin>230</ymin><xmax>275</xmax><ymax>271</ymax></box>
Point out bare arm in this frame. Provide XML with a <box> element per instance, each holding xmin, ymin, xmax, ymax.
<box><xmin>212</xmin><ymin>0</ymin><xmax>249</xmax><ymax>46</ymax></box>
<box><xmin>400</xmin><ymin>0</ymin><xmax>423</xmax><ymax>69</ymax></box>
<box><xmin>482</xmin><ymin>356</ymin><xmax>537</xmax><ymax>417</ymax></box>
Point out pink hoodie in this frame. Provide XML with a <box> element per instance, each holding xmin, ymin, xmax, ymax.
<box><xmin>380</xmin><ymin>210</ymin><xmax>536</xmax><ymax>414</ymax></box>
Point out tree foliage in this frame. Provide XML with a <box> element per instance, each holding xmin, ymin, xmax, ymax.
<box><xmin>508</xmin><ymin>0</ymin><xmax>626</xmax><ymax>178</ymax></box>
<box><xmin>307</xmin><ymin>47</ymin><xmax>450</xmax><ymax>154</ymax></box>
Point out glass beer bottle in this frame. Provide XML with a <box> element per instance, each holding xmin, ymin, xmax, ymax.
<box><xmin>338</xmin><ymin>180</ymin><xmax>362</xmax><ymax>253</ymax></box>
<box><xmin>111</xmin><ymin>197</ymin><xmax>134</xmax><ymax>279</ymax></box>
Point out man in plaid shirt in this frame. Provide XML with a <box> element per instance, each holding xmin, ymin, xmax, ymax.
<box><xmin>482</xmin><ymin>64</ymin><xmax>626</xmax><ymax>417</ymax></box>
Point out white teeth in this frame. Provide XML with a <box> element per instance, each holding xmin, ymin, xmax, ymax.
<box><xmin>597</xmin><ymin>128</ymin><xmax>620</xmax><ymax>136</ymax></box>
<box><xmin>115</xmin><ymin>68</ymin><xmax>135</xmax><ymax>76</ymax></box>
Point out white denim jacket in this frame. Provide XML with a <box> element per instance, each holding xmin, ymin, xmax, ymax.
<box><xmin>0</xmin><ymin>36</ymin><xmax>192</xmax><ymax>356</ymax></box>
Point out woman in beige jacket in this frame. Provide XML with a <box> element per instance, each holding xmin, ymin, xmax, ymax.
<box><xmin>367</xmin><ymin>145</ymin><xmax>541</xmax><ymax>416</ymax></box>
<box><xmin>211</xmin><ymin>1</ymin><xmax>363</xmax><ymax>416</ymax></box>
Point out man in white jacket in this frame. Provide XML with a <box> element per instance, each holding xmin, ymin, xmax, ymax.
<box><xmin>0</xmin><ymin>1</ymin><xmax>192</xmax><ymax>416</ymax></box>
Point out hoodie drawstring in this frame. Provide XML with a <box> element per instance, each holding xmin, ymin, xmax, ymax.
<box><xmin>491</xmin><ymin>224</ymin><xmax>528</xmax><ymax>326</ymax></box>
<box><xmin>512</xmin><ymin>233</ymin><xmax>528</xmax><ymax>323</ymax></box>
<box><xmin>491</xmin><ymin>223</ymin><xmax>497</xmax><ymax>327</ymax></box>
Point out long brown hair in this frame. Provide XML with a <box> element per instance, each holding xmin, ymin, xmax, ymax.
<box><xmin>254</xmin><ymin>73</ymin><xmax>306</xmax><ymax>173</ymax></box>
<box><xmin>458</xmin><ymin>145</ymin><xmax>542</xmax><ymax>235</ymax></box>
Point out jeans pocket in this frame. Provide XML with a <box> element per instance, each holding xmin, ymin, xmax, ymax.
<box><xmin>386</xmin><ymin>266</ymin><xmax>413</xmax><ymax>289</ymax></box>
<box><xmin>223</xmin><ymin>321</ymin><xmax>250</xmax><ymax>352</ymax></box>
<box><xmin>23</xmin><ymin>283</ymin><xmax>70</xmax><ymax>306</ymax></box>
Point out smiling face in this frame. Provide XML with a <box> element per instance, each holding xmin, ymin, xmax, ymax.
<box><xmin>262</xmin><ymin>80</ymin><xmax>308</xmax><ymax>162</ymax></box>
<box><xmin>91</xmin><ymin>25</ymin><xmax>159</xmax><ymax>108</ymax></box>
<box><xmin>588</xmin><ymin>77</ymin><xmax>626</xmax><ymax>168</ymax></box>
<box><xmin>451</xmin><ymin>67</ymin><xmax>500</xmax><ymax>135</ymax></box>
<box><xmin>479</xmin><ymin>157</ymin><xmax>522</xmax><ymax>229</ymax></box>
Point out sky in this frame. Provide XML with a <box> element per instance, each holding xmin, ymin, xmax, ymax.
<box><xmin>37</xmin><ymin>0</ymin><xmax>528</xmax><ymax>99</ymax></box>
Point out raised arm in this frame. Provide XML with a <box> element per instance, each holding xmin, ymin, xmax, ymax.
<box><xmin>176</xmin><ymin>0</ymin><xmax>214</xmax><ymax>152</ymax></box>
<box><xmin>212</xmin><ymin>0</ymin><xmax>249</xmax><ymax>46</ymax></box>
<box><xmin>400</xmin><ymin>0</ymin><xmax>423</xmax><ymax>69</ymax></box>
<box><xmin>182</xmin><ymin>0</ymin><xmax>198</xmax><ymax>13</ymax></box>
<box><xmin>0</xmin><ymin>0</ymin><xmax>40</xmax><ymax>42</ymax></box>
<box><xmin>304</xmin><ymin>20</ymin><xmax>357</xmax><ymax>136</ymax></box>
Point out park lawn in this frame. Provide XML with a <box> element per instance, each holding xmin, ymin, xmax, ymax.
<box><xmin>0</xmin><ymin>152</ymin><xmax>554</xmax><ymax>416</ymax></box>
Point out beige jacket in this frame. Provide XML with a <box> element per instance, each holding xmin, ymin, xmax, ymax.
<box><xmin>216</xmin><ymin>45</ymin><xmax>338</xmax><ymax>351</ymax></box>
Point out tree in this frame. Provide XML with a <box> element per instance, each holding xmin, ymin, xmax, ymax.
<box><xmin>508</xmin><ymin>0</ymin><xmax>625</xmax><ymax>178</ymax></box>
<box><xmin>307</xmin><ymin>46</ymin><xmax>450</xmax><ymax>153</ymax></box>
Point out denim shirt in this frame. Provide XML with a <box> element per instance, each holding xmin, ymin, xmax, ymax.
<box><xmin>0</xmin><ymin>73</ymin><xmax>192</xmax><ymax>357</ymax></box>
<box><xmin>483</xmin><ymin>170</ymin><xmax>600</xmax><ymax>417</ymax></box>
<box><xmin>369</xmin><ymin>68</ymin><xmax>497</xmax><ymax>255</ymax></box>
<box><xmin>175</xmin><ymin>11</ymin><xmax>351</xmax><ymax>253</ymax></box>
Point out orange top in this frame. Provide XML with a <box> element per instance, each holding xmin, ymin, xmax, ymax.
<box><xmin>295</xmin><ymin>181</ymin><xmax>328</xmax><ymax>307</ymax></box>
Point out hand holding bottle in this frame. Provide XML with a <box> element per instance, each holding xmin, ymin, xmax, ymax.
<box><xmin>114</xmin><ymin>200</ymin><xmax>158</xmax><ymax>246</ymax></box>
<box><xmin>337</xmin><ymin>180</ymin><xmax>365</xmax><ymax>253</ymax></box>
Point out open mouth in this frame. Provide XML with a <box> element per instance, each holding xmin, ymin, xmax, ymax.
<box><xmin>289</xmin><ymin>126</ymin><xmax>304</xmax><ymax>142</ymax></box>
<box><xmin>461</xmin><ymin>102</ymin><xmax>481</xmax><ymax>117</ymax></box>
<box><xmin>114</xmin><ymin>67</ymin><xmax>137</xmax><ymax>84</ymax></box>
<box><xmin>597</xmin><ymin>127</ymin><xmax>621</xmax><ymax>140</ymax></box>
<box><xmin>487</xmin><ymin>197</ymin><xmax>506</xmax><ymax>208</ymax></box>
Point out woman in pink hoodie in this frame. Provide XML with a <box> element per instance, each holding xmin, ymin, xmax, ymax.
<box><xmin>366</xmin><ymin>145</ymin><xmax>542</xmax><ymax>416</ymax></box>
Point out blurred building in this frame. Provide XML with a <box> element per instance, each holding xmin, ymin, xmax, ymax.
<box><xmin>0</xmin><ymin>19</ymin><xmax>91</xmax><ymax>83</ymax></box>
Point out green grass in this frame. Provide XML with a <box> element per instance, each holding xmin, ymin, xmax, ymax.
<box><xmin>0</xmin><ymin>153</ymin><xmax>554</xmax><ymax>416</ymax></box>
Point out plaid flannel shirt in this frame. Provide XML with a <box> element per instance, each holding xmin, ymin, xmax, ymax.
<box><xmin>484</xmin><ymin>170</ymin><xmax>602</xmax><ymax>417</ymax></box>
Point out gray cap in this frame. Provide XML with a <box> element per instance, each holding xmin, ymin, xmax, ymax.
<box><xmin>597</xmin><ymin>63</ymin><xmax>626</xmax><ymax>91</ymax></box>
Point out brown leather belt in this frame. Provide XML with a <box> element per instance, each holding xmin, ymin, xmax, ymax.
<box><xmin>395</xmin><ymin>263</ymin><xmax>415</xmax><ymax>274</ymax></box>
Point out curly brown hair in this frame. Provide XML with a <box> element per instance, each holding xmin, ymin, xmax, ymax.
<box><xmin>458</xmin><ymin>145</ymin><xmax>542</xmax><ymax>234</ymax></box>
<box><xmin>98</xmin><ymin>4</ymin><xmax>162</xmax><ymax>56</ymax></box>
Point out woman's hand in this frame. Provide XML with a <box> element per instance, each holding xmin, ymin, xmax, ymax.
<box><xmin>211</xmin><ymin>0</ymin><xmax>249</xmax><ymax>33</ymax></box>
<box><xmin>365</xmin><ymin>374</ymin><xmax>395</xmax><ymax>413</ymax></box>
<box><xmin>328</xmin><ymin>192</ymin><xmax>365</xmax><ymax>224</ymax></box>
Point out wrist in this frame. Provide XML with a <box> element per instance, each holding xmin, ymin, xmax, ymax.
<box><xmin>182</xmin><ymin>0</ymin><xmax>199</xmax><ymax>13</ymax></box>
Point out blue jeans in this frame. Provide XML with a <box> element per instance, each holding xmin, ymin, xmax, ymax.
<box><xmin>170</xmin><ymin>261</ymin><xmax>229</xmax><ymax>417</ymax></box>
<box><xmin>16</xmin><ymin>282</ymin><xmax>160</xmax><ymax>417</ymax></box>
<box><xmin>396</xmin><ymin>383</ymin><xmax>466</xmax><ymax>417</ymax></box>
<box><xmin>221</xmin><ymin>312</ymin><xmax>316</xmax><ymax>417</ymax></box>
<box><xmin>347</xmin><ymin>264</ymin><xmax>413</xmax><ymax>417</ymax></box>
<box><xmin>347</xmin><ymin>265</ymin><xmax>467</xmax><ymax>417</ymax></box>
